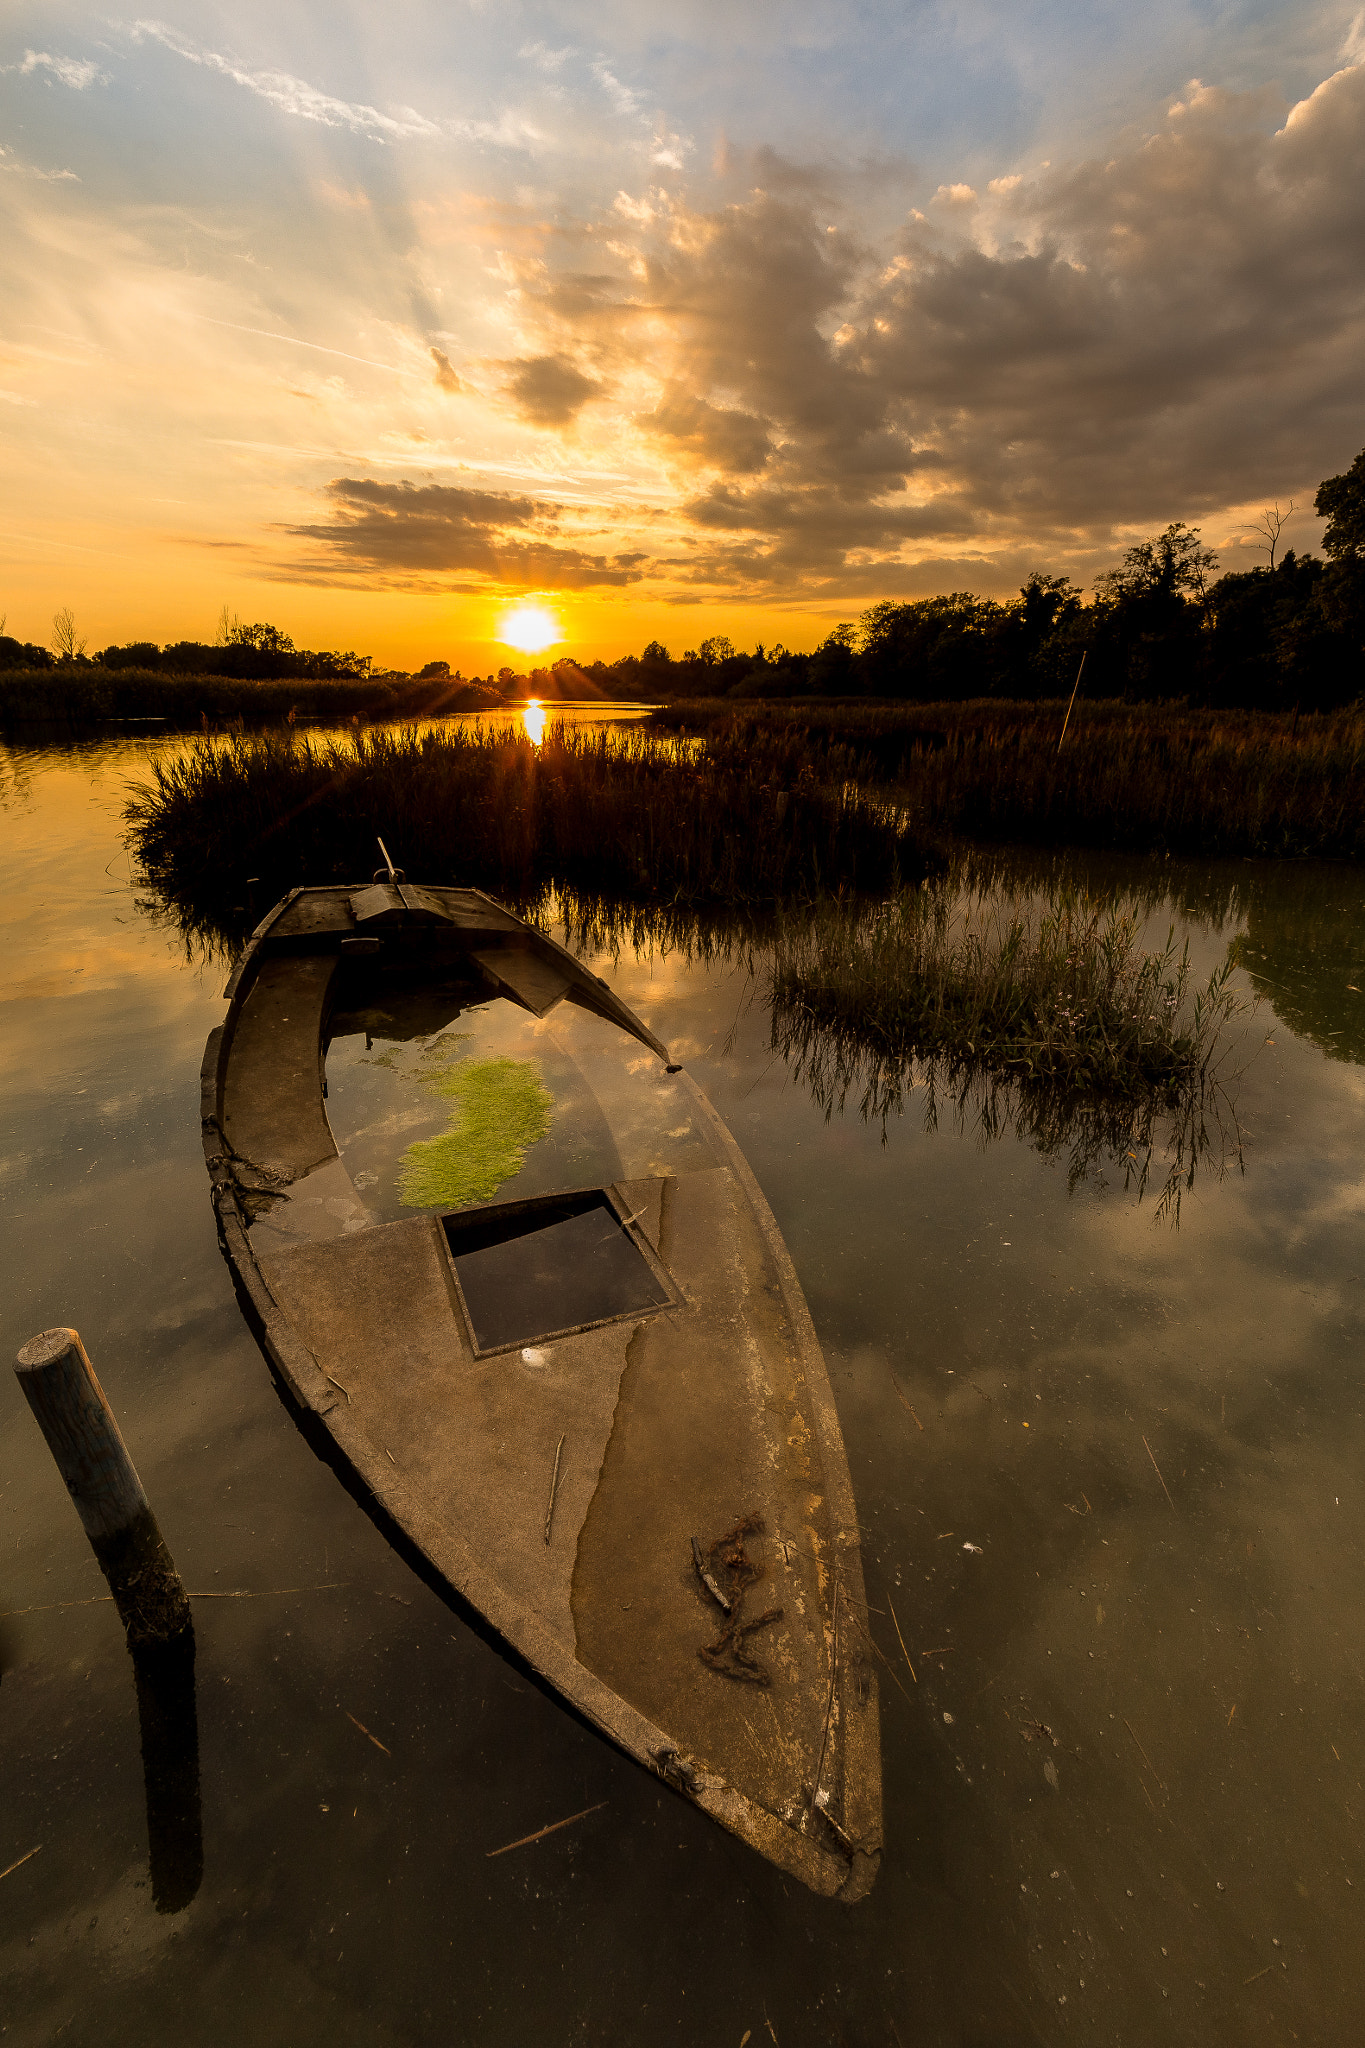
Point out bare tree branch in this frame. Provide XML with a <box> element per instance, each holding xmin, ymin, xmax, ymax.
<box><xmin>1252</xmin><ymin>499</ymin><xmax>1294</xmax><ymax>570</ymax></box>
<box><xmin>51</xmin><ymin>607</ymin><xmax>87</xmax><ymax>661</ymax></box>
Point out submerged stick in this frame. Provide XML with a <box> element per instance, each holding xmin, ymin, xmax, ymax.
<box><xmin>188</xmin><ymin>1583</ymin><xmax>347</xmax><ymax>1600</ymax></box>
<box><xmin>1122</xmin><ymin>1715</ymin><xmax>1167</xmax><ymax>1791</ymax></box>
<box><xmin>346</xmin><ymin>1710</ymin><xmax>391</xmax><ymax>1756</ymax></box>
<box><xmin>886</xmin><ymin>1594</ymin><xmax>917</xmax><ymax>1683</ymax></box>
<box><xmin>0</xmin><ymin>1583</ymin><xmax>346</xmax><ymax>1620</ymax></box>
<box><xmin>14</xmin><ymin>1328</ymin><xmax>190</xmax><ymax>1646</ymax></box>
<box><xmin>544</xmin><ymin>1433</ymin><xmax>566</xmax><ymax>1545</ymax></box>
<box><xmin>485</xmin><ymin>1800</ymin><xmax>608</xmax><ymax>1859</ymax></box>
<box><xmin>1142</xmin><ymin>1433</ymin><xmax>1176</xmax><ymax>1512</ymax></box>
<box><xmin>839</xmin><ymin>1599</ymin><xmax>915</xmax><ymax>1709</ymax></box>
<box><xmin>0</xmin><ymin>1595</ymin><xmax>118</xmax><ymax>1619</ymax></box>
<box><xmin>890</xmin><ymin>1374</ymin><xmax>923</xmax><ymax>1430</ymax></box>
<box><xmin>0</xmin><ymin>1845</ymin><xmax>42</xmax><ymax>1885</ymax></box>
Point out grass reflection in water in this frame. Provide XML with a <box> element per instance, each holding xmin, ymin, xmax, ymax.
<box><xmin>129</xmin><ymin>755</ymin><xmax>1249</xmax><ymax>1228</ymax></box>
<box><xmin>768</xmin><ymin>883</ymin><xmax>1248</xmax><ymax>1222</ymax></box>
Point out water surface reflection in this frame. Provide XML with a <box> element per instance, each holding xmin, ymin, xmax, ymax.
<box><xmin>132</xmin><ymin>1630</ymin><xmax>203</xmax><ymax>1914</ymax></box>
<box><xmin>3</xmin><ymin>734</ymin><xmax>1365</xmax><ymax>2044</ymax></box>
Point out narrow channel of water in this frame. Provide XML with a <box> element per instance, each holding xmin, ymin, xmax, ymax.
<box><xmin>2</xmin><ymin>731</ymin><xmax>1363</xmax><ymax>2045</ymax></box>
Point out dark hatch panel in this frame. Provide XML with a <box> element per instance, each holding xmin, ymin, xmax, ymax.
<box><xmin>444</xmin><ymin>1191</ymin><xmax>673</xmax><ymax>1352</ymax></box>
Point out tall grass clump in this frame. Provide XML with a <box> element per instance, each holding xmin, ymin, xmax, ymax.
<box><xmin>653</xmin><ymin>700</ymin><xmax>1365</xmax><ymax>862</ymax></box>
<box><xmin>769</xmin><ymin>885</ymin><xmax>1246</xmax><ymax>1219</ymax></box>
<box><xmin>124</xmin><ymin>719</ymin><xmax>940</xmax><ymax>926</ymax></box>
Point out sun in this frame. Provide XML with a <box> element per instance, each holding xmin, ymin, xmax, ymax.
<box><xmin>498</xmin><ymin>605</ymin><xmax>561</xmax><ymax>655</ymax></box>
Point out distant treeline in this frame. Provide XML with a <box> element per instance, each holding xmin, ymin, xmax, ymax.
<box><xmin>493</xmin><ymin>451</ymin><xmax>1365</xmax><ymax>713</ymax></box>
<box><xmin>0</xmin><ymin>617</ymin><xmax>374</xmax><ymax>681</ymax></box>
<box><xmin>7</xmin><ymin>449</ymin><xmax>1363</xmax><ymax>720</ymax></box>
<box><xmin>0</xmin><ymin>665</ymin><xmax>504</xmax><ymax>728</ymax></box>
<box><xmin>561</xmin><ymin>540</ymin><xmax>1362</xmax><ymax>715</ymax></box>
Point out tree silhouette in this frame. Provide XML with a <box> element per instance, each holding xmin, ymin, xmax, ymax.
<box><xmin>1252</xmin><ymin>500</ymin><xmax>1294</xmax><ymax>570</ymax></box>
<box><xmin>1316</xmin><ymin>449</ymin><xmax>1365</xmax><ymax>561</ymax></box>
<box><xmin>51</xmin><ymin>607</ymin><xmax>87</xmax><ymax>660</ymax></box>
<box><xmin>1094</xmin><ymin>522</ymin><xmax>1219</xmax><ymax>604</ymax></box>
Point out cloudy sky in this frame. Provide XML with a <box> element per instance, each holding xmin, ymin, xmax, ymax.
<box><xmin>2</xmin><ymin>3</ymin><xmax>1363</xmax><ymax>668</ymax></box>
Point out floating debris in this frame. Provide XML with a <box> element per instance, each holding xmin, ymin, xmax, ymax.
<box><xmin>485</xmin><ymin>1800</ymin><xmax>609</xmax><ymax>1859</ymax></box>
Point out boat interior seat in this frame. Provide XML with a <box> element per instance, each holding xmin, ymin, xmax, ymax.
<box><xmin>349</xmin><ymin>883</ymin><xmax>457</xmax><ymax>927</ymax></box>
<box><xmin>221</xmin><ymin>953</ymin><xmax>339</xmax><ymax>1182</ymax></box>
<box><xmin>469</xmin><ymin>945</ymin><xmax>574</xmax><ymax>1019</ymax></box>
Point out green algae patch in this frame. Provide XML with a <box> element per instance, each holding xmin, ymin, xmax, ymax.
<box><xmin>398</xmin><ymin>1053</ymin><xmax>553</xmax><ymax>1209</ymax></box>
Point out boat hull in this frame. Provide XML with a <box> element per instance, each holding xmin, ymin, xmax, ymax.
<box><xmin>202</xmin><ymin>885</ymin><xmax>881</xmax><ymax>1899</ymax></box>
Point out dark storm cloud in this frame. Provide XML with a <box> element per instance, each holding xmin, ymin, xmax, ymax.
<box><xmin>287</xmin><ymin>478</ymin><xmax>647</xmax><ymax>587</ymax></box>
<box><xmin>643</xmin><ymin>386</ymin><xmax>772</xmax><ymax>474</ymax></box>
<box><xmin>626</xmin><ymin>191</ymin><xmax>895</xmax><ymax>489</ymax></box>
<box><xmin>504</xmin><ymin>352</ymin><xmax>602</xmax><ymax>426</ymax></box>
<box><xmin>844</xmin><ymin>69</ymin><xmax>1365</xmax><ymax>534</ymax></box>
<box><xmin>509</xmin><ymin>62</ymin><xmax>1365</xmax><ymax>588</ymax></box>
<box><xmin>279</xmin><ymin>61</ymin><xmax>1365</xmax><ymax>602</ymax></box>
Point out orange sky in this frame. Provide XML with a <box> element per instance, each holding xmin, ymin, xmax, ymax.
<box><xmin>2</xmin><ymin>15</ymin><xmax>1358</xmax><ymax>671</ymax></box>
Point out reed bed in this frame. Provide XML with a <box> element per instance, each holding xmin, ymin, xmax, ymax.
<box><xmin>653</xmin><ymin>700</ymin><xmax>1365</xmax><ymax>861</ymax></box>
<box><xmin>124</xmin><ymin>720</ymin><xmax>937</xmax><ymax>917</ymax></box>
<box><xmin>771</xmin><ymin>886</ymin><xmax>1238</xmax><ymax>1095</ymax></box>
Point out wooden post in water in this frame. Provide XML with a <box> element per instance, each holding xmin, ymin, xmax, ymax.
<box><xmin>14</xmin><ymin>1328</ymin><xmax>191</xmax><ymax>1646</ymax></box>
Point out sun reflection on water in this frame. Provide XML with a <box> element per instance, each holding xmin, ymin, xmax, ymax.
<box><xmin>521</xmin><ymin>698</ymin><xmax>546</xmax><ymax>746</ymax></box>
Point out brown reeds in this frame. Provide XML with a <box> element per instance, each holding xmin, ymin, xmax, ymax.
<box><xmin>651</xmin><ymin>700</ymin><xmax>1365</xmax><ymax>861</ymax></box>
<box><xmin>123</xmin><ymin>719</ymin><xmax>938</xmax><ymax>921</ymax></box>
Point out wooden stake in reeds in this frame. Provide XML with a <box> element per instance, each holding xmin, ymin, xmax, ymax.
<box><xmin>14</xmin><ymin>1328</ymin><xmax>191</xmax><ymax>1646</ymax></box>
<box><xmin>1057</xmin><ymin>650</ymin><xmax>1088</xmax><ymax>753</ymax></box>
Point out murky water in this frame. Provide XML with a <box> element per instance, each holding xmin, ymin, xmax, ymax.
<box><xmin>2</xmin><ymin>732</ymin><xmax>1364</xmax><ymax>2046</ymax></box>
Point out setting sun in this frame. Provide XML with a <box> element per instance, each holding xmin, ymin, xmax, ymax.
<box><xmin>498</xmin><ymin>606</ymin><xmax>561</xmax><ymax>655</ymax></box>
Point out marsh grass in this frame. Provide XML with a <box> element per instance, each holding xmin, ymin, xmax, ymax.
<box><xmin>652</xmin><ymin>700</ymin><xmax>1365</xmax><ymax>861</ymax></box>
<box><xmin>768</xmin><ymin>885</ymin><xmax>1247</xmax><ymax>1220</ymax></box>
<box><xmin>124</xmin><ymin>719</ymin><xmax>937</xmax><ymax>918</ymax></box>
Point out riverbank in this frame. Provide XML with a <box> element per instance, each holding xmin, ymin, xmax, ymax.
<box><xmin>0</xmin><ymin>666</ymin><xmax>507</xmax><ymax>729</ymax></box>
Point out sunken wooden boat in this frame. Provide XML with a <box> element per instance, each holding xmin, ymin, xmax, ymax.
<box><xmin>200</xmin><ymin>871</ymin><xmax>881</xmax><ymax>1899</ymax></box>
